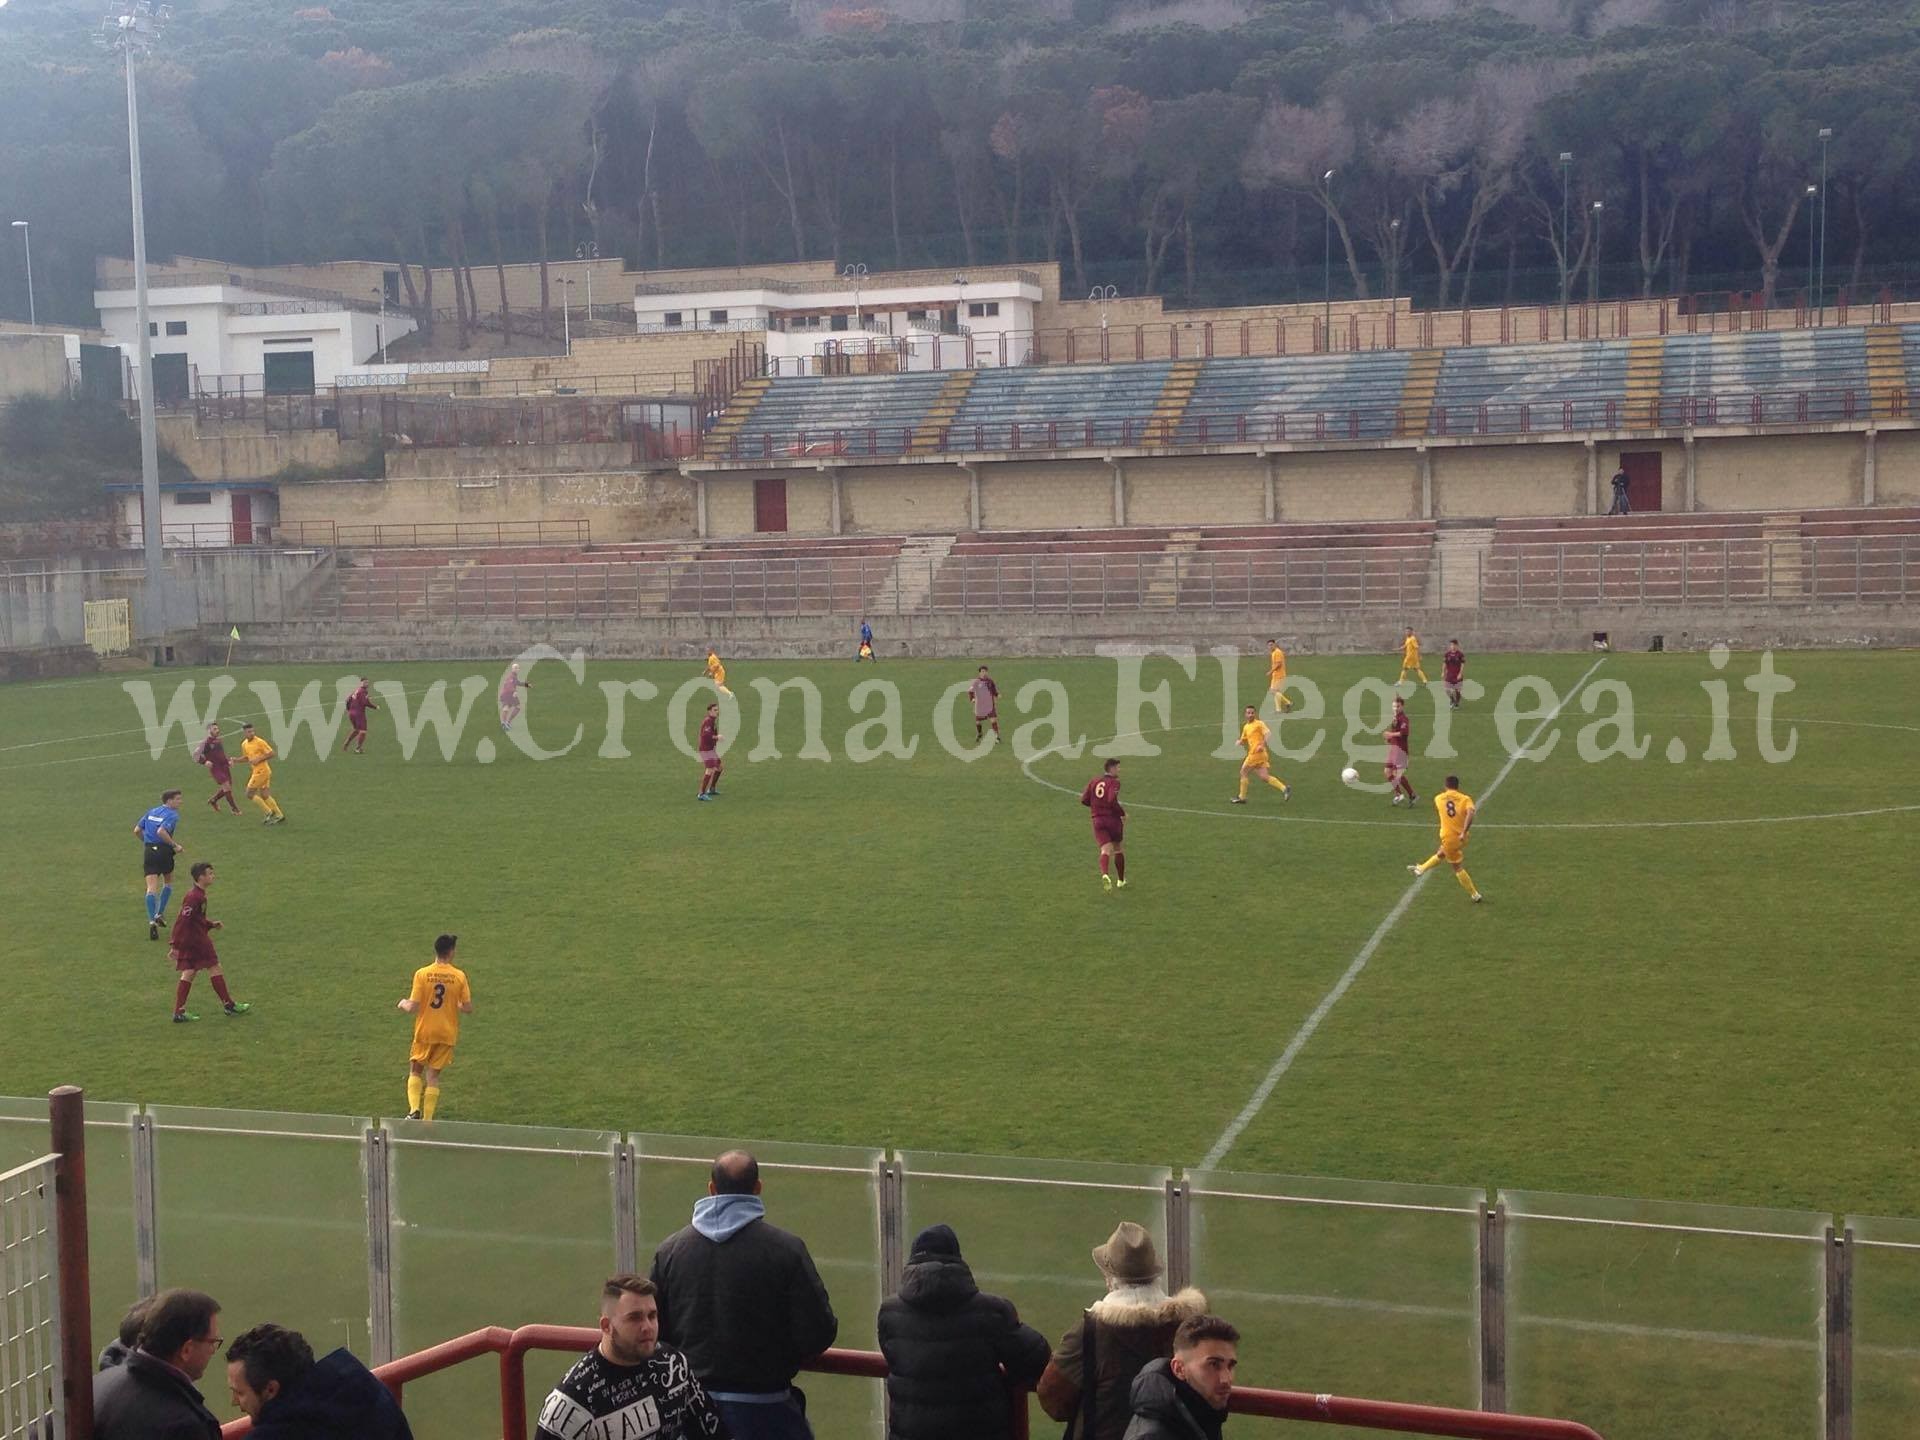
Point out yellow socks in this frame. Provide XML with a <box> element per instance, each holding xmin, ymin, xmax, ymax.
<box><xmin>1414</xmin><ymin>855</ymin><xmax>1439</xmax><ymax>875</ymax></box>
<box><xmin>406</xmin><ymin>1076</ymin><xmax>423</xmax><ymax>1113</ymax></box>
<box><xmin>251</xmin><ymin>795</ymin><xmax>273</xmax><ymax>817</ymax></box>
<box><xmin>1238</xmin><ymin>775</ymin><xmax>1250</xmax><ymax>800</ymax></box>
<box><xmin>421</xmin><ymin>1087</ymin><xmax>441</xmax><ymax>1121</ymax></box>
<box><xmin>1456</xmin><ymin>868</ymin><xmax>1480</xmax><ymax>899</ymax></box>
<box><xmin>1265</xmin><ymin>774</ymin><xmax>1288</xmax><ymax>793</ymax></box>
<box><xmin>267</xmin><ymin>798</ymin><xmax>285</xmax><ymax>819</ymax></box>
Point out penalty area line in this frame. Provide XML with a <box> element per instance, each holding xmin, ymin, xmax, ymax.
<box><xmin>1196</xmin><ymin>655</ymin><xmax>1607</xmax><ymax>1173</ymax></box>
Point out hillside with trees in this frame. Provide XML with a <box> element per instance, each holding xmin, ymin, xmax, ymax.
<box><xmin>2</xmin><ymin>0</ymin><xmax>1916</xmax><ymax>326</ymax></box>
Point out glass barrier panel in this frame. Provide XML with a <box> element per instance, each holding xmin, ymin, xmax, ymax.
<box><xmin>900</xmin><ymin>1151</ymin><xmax>1170</xmax><ymax>1440</ymax></box>
<box><xmin>146</xmin><ymin>1106</ymin><xmax>370</xmax><ymax>1359</ymax></box>
<box><xmin>1847</xmin><ymin>1214</ymin><xmax>1920</xmax><ymax>1438</ymax></box>
<box><xmin>0</xmin><ymin>1096</ymin><xmax>139</xmax><ymax>1343</ymax></box>
<box><xmin>1187</xmin><ymin>1169</ymin><xmax>1483</xmax><ymax>1437</ymax></box>
<box><xmin>633</xmin><ymin>1133</ymin><xmax>886</xmax><ymax>1440</ymax></box>
<box><xmin>387</xmin><ymin>1119</ymin><xmax>618</xmax><ymax>1440</ymax></box>
<box><xmin>1504</xmin><ymin>1189</ymin><xmax>1826</xmax><ymax>1440</ymax></box>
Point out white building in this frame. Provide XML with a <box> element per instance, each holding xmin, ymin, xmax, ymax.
<box><xmin>110</xmin><ymin>480</ymin><xmax>280</xmax><ymax>549</ymax></box>
<box><xmin>94</xmin><ymin>270</ymin><xmax>416</xmax><ymax>399</ymax></box>
<box><xmin>632</xmin><ymin>270</ymin><xmax>1043</xmax><ymax>371</ymax></box>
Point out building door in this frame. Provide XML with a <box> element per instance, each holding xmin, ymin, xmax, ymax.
<box><xmin>231</xmin><ymin>492</ymin><xmax>254</xmax><ymax>545</ymax></box>
<box><xmin>754</xmin><ymin>477</ymin><xmax>788</xmax><ymax>533</ymax></box>
<box><xmin>1619</xmin><ymin>451</ymin><xmax>1663</xmax><ymax>512</ymax></box>
<box><xmin>151</xmin><ymin>353</ymin><xmax>190</xmax><ymax>405</ymax></box>
<box><xmin>264</xmin><ymin>351</ymin><xmax>316</xmax><ymax>394</ymax></box>
<box><xmin>80</xmin><ymin>344</ymin><xmax>124</xmax><ymax>403</ymax></box>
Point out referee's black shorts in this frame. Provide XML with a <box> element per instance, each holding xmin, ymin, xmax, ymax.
<box><xmin>142</xmin><ymin>843</ymin><xmax>176</xmax><ymax>878</ymax></box>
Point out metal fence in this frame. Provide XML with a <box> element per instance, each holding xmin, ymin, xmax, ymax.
<box><xmin>3</xmin><ymin>1096</ymin><xmax>1910</xmax><ymax>1440</ymax></box>
<box><xmin>314</xmin><ymin>534</ymin><xmax>1920</xmax><ymax>625</ymax></box>
<box><xmin>0</xmin><ymin>1155</ymin><xmax>63</xmax><ymax>1440</ymax></box>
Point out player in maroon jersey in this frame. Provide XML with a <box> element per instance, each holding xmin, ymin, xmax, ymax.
<box><xmin>166</xmin><ymin>862</ymin><xmax>250</xmax><ymax>1022</ymax></box>
<box><xmin>1382</xmin><ymin>695</ymin><xmax>1416</xmax><ymax>806</ymax></box>
<box><xmin>1079</xmin><ymin>757</ymin><xmax>1128</xmax><ymax>892</ymax></box>
<box><xmin>343</xmin><ymin>677</ymin><xmax>379</xmax><ymax>753</ymax></box>
<box><xmin>695</xmin><ymin>702</ymin><xmax>724</xmax><ymax>801</ymax></box>
<box><xmin>1442</xmin><ymin>640</ymin><xmax>1466</xmax><ymax>709</ymax></box>
<box><xmin>193</xmin><ymin>723</ymin><xmax>240</xmax><ymax>814</ymax></box>
<box><xmin>968</xmin><ymin>666</ymin><xmax>1001</xmax><ymax>743</ymax></box>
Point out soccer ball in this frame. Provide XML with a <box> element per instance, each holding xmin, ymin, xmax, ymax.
<box><xmin>1340</xmin><ymin>766</ymin><xmax>1359</xmax><ymax>785</ymax></box>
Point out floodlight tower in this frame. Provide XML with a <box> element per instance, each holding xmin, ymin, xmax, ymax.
<box><xmin>98</xmin><ymin>1</ymin><xmax>172</xmax><ymax>589</ymax></box>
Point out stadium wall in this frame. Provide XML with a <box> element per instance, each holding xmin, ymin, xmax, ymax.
<box><xmin>0</xmin><ymin>333</ymin><xmax>69</xmax><ymax>401</ymax></box>
<box><xmin>156</xmin><ymin>415</ymin><xmax>376</xmax><ymax>484</ymax></box>
<box><xmin>224</xmin><ymin>602</ymin><xmax>1920</xmax><ymax>664</ymax></box>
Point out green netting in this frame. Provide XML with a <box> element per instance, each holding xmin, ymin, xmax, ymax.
<box><xmin>147</xmin><ymin>1106</ymin><xmax>371</xmax><ymax>1360</ymax></box>
<box><xmin>1504</xmin><ymin>1189</ymin><xmax>1827</xmax><ymax>1440</ymax></box>
<box><xmin>1187</xmin><ymin>1168</ymin><xmax>1483</xmax><ymax>1436</ymax></box>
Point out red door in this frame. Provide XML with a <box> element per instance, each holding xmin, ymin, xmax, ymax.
<box><xmin>1620</xmin><ymin>451</ymin><xmax>1662</xmax><ymax>513</ymax></box>
<box><xmin>754</xmin><ymin>477</ymin><xmax>788</xmax><ymax>533</ymax></box>
<box><xmin>231</xmin><ymin>492</ymin><xmax>254</xmax><ymax>545</ymax></box>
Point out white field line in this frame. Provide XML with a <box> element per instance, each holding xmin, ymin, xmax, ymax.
<box><xmin>1197</xmin><ymin>657</ymin><xmax>1608</xmax><ymax>1172</ymax></box>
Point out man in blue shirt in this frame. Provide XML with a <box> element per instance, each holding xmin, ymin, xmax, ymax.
<box><xmin>858</xmin><ymin>619</ymin><xmax>875</xmax><ymax>662</ymax></box>
<box><xmin>135</xmin><ymin>789</ymin><xmax>185</xmax><ymax>942</ymax></box>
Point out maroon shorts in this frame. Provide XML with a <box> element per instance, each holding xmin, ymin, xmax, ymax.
<box><xmin>208</xmin><ymin>768</ymin><xmax>231</xmax><ymax>786</ymax></box>
<box><xmin>1386</xmin><ymin>748</ymin><xmax>1409</xmax><ymax>777</ymax></box>
<box><xmin>347</xmin><ymin>712</ymin><xmax>369</xmax><ymax>732</ymax></box>
<box><xmin>974</xmin><ymin>708</ymin><xmax>997</xmax><ymax>721</ymax></box>
<box><xmin>1093</xmin><ymin>820</ymin><xmax>1124</xmax><ymax>847</ymax></box>
<box><xmin>699</xmin><ymin>749</ymin><xmax>720</xmax><ymax>770</ymax></box>
<box><xmin>171</xmin><ymin>946</ymin><xmax>218</xmax><ymax>973</ymax></box>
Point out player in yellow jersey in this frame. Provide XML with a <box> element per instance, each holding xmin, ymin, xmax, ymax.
<box><xmin>1397</xmin><ymin>627</ymin><xmax>1427</xmax><ymax>687</ymax></box>
<box><xmin>1266</xmin><ymin>639</ymin><xmax>1295</xmax><ymax>712</ymax></box>
<box><xmin>704</xmin><ymin>647</ymin><xmax>734</xmax><ymax>697</ymax></box>
<box><xmin>236</xmin><ymin>723</ymin><xmax>286</xmax><ymax>825</ymax></box>
<box><xmin>1231</xmin><ymin>704</ymin><xmax>1291</xmax><ymax>805</ymax></box>
<box><xmin>1409</xmin><ymin>774</ymin><xmax>1482</xmax><ymax>902</ymax></box>
<box><xmin>397</xmin><ymin>933</ymin><xmax>473</xmax><ymax>1120</ymax></box>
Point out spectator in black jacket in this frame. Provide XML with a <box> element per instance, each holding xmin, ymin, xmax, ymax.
<box><xmin>98</xmin><ymin>1298</ymin><xmax>155</xmax><ymax>1372</ymax></box>
<box><xmin>93</xmin><ymin>1288</ymin><xmax>224</xmax><ymax>1440</ymax></box>
<box><xmin>225</xmin><ymin>1323</ymin><xmax>414</xmax><ymax>1440</ymax></box>
<box><xmin>878</xmin><ymin>1224</ymin><xmax>1051</xmax><ymax>1440</ymax></box>
<box><xmin>649</xmin><ymin>1149</ymin><xmax>838</xmax><ymax>1440</ymax></box>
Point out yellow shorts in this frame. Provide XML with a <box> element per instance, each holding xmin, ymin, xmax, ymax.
<box><xmin>1243</xmin><ymin>752</ymin><xmax>1270</xmax><ymax>770</ymax></box>
<box><xmin>1438</xmin><ymin>839</ymin><xmax>1466</xmax><ymax>864</ymax></box>
<box><xmin>246</xmin><ymin>769</ymin><xmax>272</xmax><ymax>792</ymax></box>
<box><xmin>409</xmin><ymin>1040</ymin><xmax>455</xmax><ymax>1070</ymax></box>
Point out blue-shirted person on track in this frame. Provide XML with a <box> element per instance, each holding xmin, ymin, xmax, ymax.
<box><xmin>135</xmin><ymin>789</ymin><xmax>186</xmax><ymax>942</ymax></box>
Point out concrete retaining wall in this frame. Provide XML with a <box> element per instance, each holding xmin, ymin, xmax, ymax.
<box><xmin>221</xmin><ymin>603</ymin><xmax>1920</xmax><ymax>664</ymax></box>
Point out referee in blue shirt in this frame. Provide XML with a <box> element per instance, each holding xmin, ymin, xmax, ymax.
<box><xmin>135</xmin><ymin>790</ymin><xmax>185</xmax><ymax>941</ymax></box>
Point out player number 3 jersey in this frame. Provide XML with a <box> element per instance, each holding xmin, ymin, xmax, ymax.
<box><xmin>408</xmin><ymin>963</ymin><xmax>470</xmax><ymax>1047</ymax></box>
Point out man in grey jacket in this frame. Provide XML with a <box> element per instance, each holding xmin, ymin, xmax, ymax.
<box><xmin>649</xmin><ymin>1150</ymin><xmax>837</xmax><ymax>1440</ymax></box>
<box><xmin>1122</xmin><ymin>1315</ymin><xmax>1239</xmax><ymax>1440</ymax></box>
<box><xmin>93</xmin><ymin>1289</ymin><xmax>224</xmax><ymax>1440</ymax></box>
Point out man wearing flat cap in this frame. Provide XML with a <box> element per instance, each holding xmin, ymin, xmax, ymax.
<box><xmin>1036</xmin><ymin>1222</ymin><xmax>1207</xmax><ymax>1440</ymax></box>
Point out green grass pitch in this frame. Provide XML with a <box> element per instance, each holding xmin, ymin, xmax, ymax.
<box><xmin>4</xmin><ymin>647</ymin><xmax>1917</xmax><ymax>1440</ymax></box>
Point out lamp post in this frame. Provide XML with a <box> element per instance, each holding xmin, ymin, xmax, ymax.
<box><xmin>1387</xmin><ymin>217</ymin><xmax>1401</xmax><ymax>309</ymax></box>
<box><xmin>98</xmin><ymin>2</ymin><xmax>171</xmax><ymax>588</ymax></box>
<box><xmin>1090</xmin><ymin>284</ymin><xmax>1117</xmax><ymax>360</ymax></box>
<box><xmin>1321</xmin><ymin>169</ymin><xmax>1336</xmax><ymax>349</ymax></box>
<box><xmin>370</xmin><ymin>287</ymin><xmax>387</xmax><ymax>365</ymax></box>
<box><xmin>1805</xmin><ymin>184</ymin><xmax>1817</xmax><ymax>316</ymax></box>
<box><xmin>1589</xmin><ymin>201</ymin><xmax>1603</xmax><ymax>306</ymax></box>
<box><xmin>843</xmin><ymin>262</ymin><xmax>868</xmax><ymax>331</ymax></box>
<box><xmin>558</xmin><ymin>278</ymin><xmax>575</xmax><ymax>357</ymax></box>
<box><xmin>1559</xmin><ymin>151</ymin><xmax>1573</xmax><ymax>340</ymax></box>
<box><xmin>1816</xmin><ymin>126</ymin><xmax>1832</xmax><ymax>324</ymax></box>
<box><xmin>9</xmin><ymin>221</ymin><xmax>33</xmax><ymax>327</ymax></box>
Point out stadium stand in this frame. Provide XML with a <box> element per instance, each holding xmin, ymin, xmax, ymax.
<box><xmin>695</xmin><ymin>323</ymin><xmax>1919</xmax><ymax>459</ymax></box>
<box><xmin>1173</xmin><ymin>351</ymin><xmax>1414</xmax><ymax>444</ymax></box>
<box><xmin>1658</xmin><ymin>327</ymin><xmax>1870</xmax><ymax>425</ymax></box>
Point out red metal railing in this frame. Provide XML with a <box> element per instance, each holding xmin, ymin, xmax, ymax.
<box><xmin>214</xmin><ymin>1324</ymin><xmax>1603</xmax><ymax>1440</ymax></box>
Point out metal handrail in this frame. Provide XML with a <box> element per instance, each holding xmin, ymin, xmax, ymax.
<box><xmin>216</xmin><ymin>1323</ymin><xmax>1603</xmax><ymax>1440</ymax></box>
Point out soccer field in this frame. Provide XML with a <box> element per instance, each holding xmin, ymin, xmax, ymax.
<box><xmin>5</xmin><ymin>647</ymin><xmax>1920</xmax><ymax>1439</ymax></box>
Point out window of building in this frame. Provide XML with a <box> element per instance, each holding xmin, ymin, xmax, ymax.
<box><xmin>147</xmin><ymin>322</ymin><xmax>158</xmax><ymax>337</ymax></box>
<box><xmin>708</xmin><ymin>309</ymin><xmax>729</xmax><ymax>324</ymax></box>
<box><xmin>175</xmin><ymin>491</ymin><xmax>214</xmax><ymax>506</ymax></box>
<box><xmin>165</xmin><ymin>320</ymin><xmax>188</xmax><ymax>336</ymax></box>
<box><xmin>830</xmin><ymin>313</ymin><xmax>849</xmax><ymax>332</ymax></box>
<box><xmin>906</xmin><ymin>309</ymin><xmax>930</xmax><ymax>324</ymax></box>
<box><xmin>968</xmin><ymin>301</ymin><xmax>1000</xmax><ymax>318</ymax></box>
<box><xmin>663</xmin><ymin>311</ymin><xmax>683</xmax><ymax>327</ymax></box>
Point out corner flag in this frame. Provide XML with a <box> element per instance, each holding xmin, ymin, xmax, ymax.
<box><xmin>228</xmin><ymin>626</ymin><xmax>241</xmax><ymax>639</ymax></box>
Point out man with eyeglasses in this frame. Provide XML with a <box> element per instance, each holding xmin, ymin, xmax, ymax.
<box><xmin>94</xmin><ymin>1287</ymin><xmax>224</xmax><ymax>1440</ymax></box>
